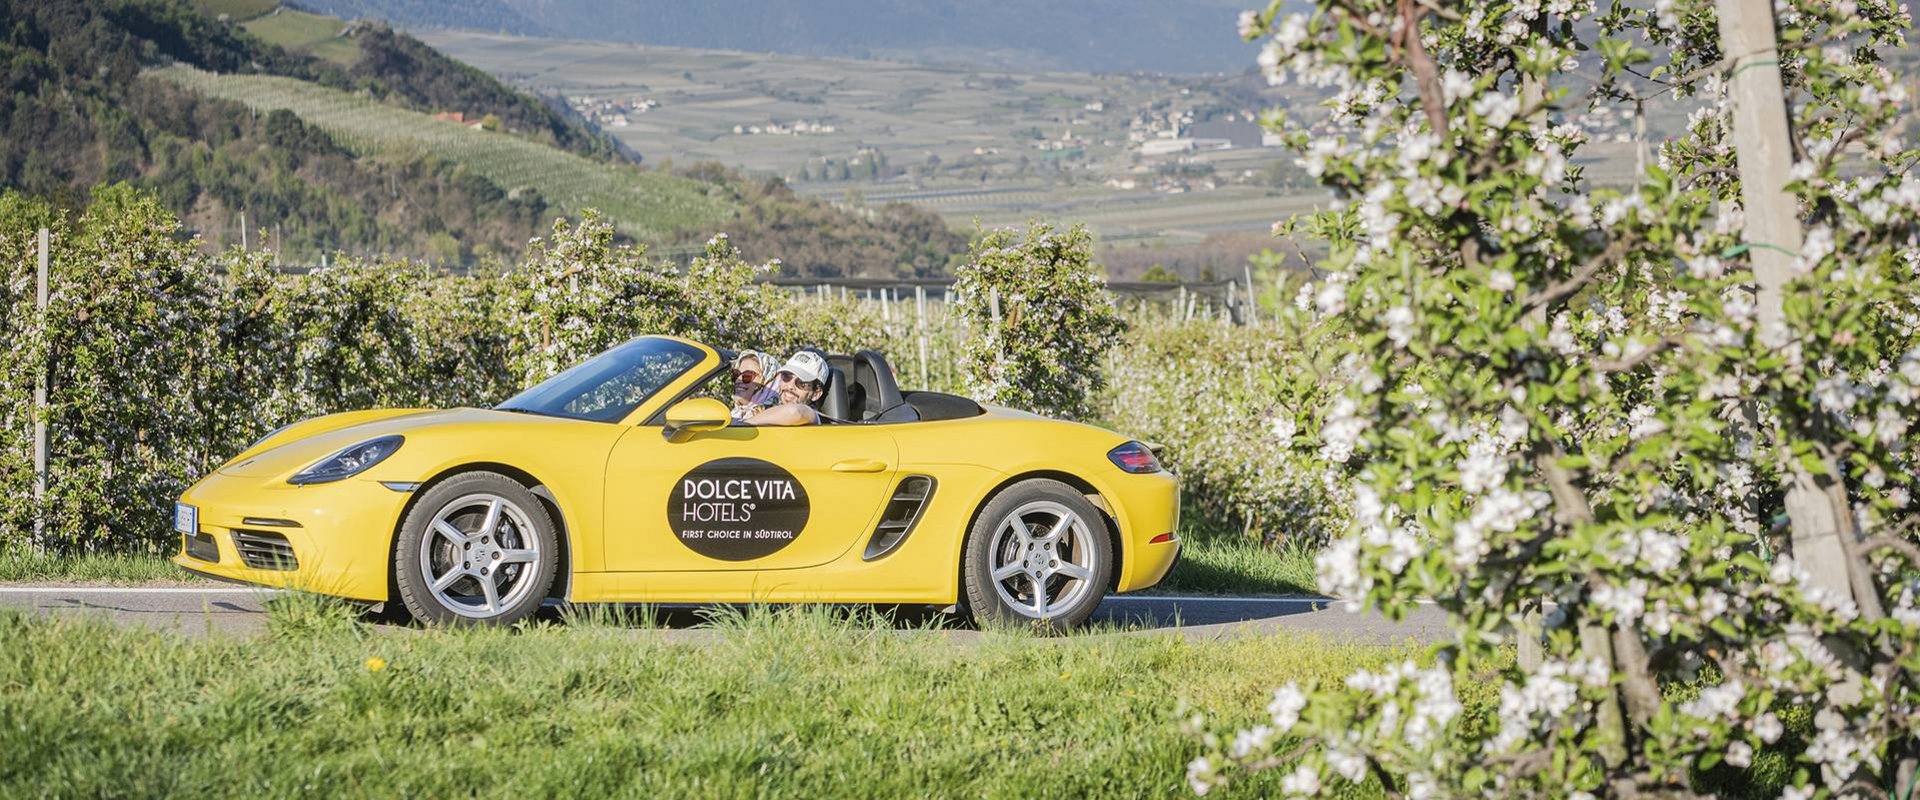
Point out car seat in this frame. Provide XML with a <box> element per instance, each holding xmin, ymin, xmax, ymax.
<box><xmin>819</xmin><ymin>366</ymin><xmax>851</xmax><ymax>423</ymax></box>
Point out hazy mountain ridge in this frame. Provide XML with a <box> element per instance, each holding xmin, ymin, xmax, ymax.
<box><xmin>291</xmin><ymin>0</ymin><xmax>1256</xmax><ymax>74</ymax></box>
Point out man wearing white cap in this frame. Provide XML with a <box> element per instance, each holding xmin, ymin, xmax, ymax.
<box><xmin>745</xmin><ymin>349</ymin><xmax>830</xmax><ymax>426</ymax></box>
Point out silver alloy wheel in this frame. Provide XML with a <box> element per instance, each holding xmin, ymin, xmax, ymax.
<box><xmin>419</xmin><ymin>492</ymin><xmax>543</xmax><ymax>619</ymax></box>
<box><xmin>987</xmin><ymin>499</ymin><xmax>1098</xmax><ymax>619</ymax></box>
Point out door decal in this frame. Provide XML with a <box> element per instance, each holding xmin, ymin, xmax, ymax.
<box><xmin>667</xmin><ymin>457</ymin><xmax>811</xmax><ymax>561</ymax></box>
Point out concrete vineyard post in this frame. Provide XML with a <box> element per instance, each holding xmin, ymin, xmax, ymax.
<box><xmin>1717</xmin><ymin>0</ymin><xmax>1873</xmax><ymax>615</ymax></box>
<box><xmin>33</xmin><ymin>227</ymin><xmax>49</xmax><ymax>552</ymax></box>
<box><xmin>1244</xmin><ymin>264</ymin><xmax>1259</xmax><ymax>325</ymax></box>
<box><xmin>915</xmin><ymin>286</ymin><xmax>928</xmax><ymax>391</ymax></box>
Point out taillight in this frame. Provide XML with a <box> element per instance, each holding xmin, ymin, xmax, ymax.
<box><xmin>1107</xmin><ymin>441</ymin><xmax>1162</xmax><ymax>473</ymax></box>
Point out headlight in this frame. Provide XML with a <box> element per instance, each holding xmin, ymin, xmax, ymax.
<box><xmin>289</xmin><ymin>435</ymin><xmax>405</xmax><ymax>485</ymax></box>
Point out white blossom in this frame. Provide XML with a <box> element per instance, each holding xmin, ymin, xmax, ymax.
<box><xmin>1281</xmin><ymin>765</ymin><xmax>1321</xmax><ymax>797</ymax></box>
<box><xmin>1726</xmin><ymin>741</ymin><xmax>1753</xmax><ymax>769</ymax></box>
<box><xmin>1269</xmin><ymin>683</ymin><xmax>1308</xmax><ymax>731</ymax></box>
<box><xmin>1319</xmin><ymin>396</ymin><xmax>1370</xmax><ymax>464</ymax></box>
<box><xmin>1385</xmin><ymin>305</ymin><xmax>1416</xmax><ymax>348</ymax></box>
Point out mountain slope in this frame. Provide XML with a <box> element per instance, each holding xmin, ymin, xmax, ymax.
<box><xmin>1</xmin><ymin>0</ymin><xmax>567</xmax><ymax>260</ymax></box>
<box><xmin>157</xmin><ymin>65</ymin><xmax>731</xmax><ymax>242</ymax></box>
<box><xmin>2</xmin><ymin>0</ymin><xmax>967</xmax><ymax>272</ymax></box>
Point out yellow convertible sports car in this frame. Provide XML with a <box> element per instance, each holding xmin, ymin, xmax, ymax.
<box><xmin>173</xmin><ymin>335</ymin><xmax>1180</xmax><ymax>627</ymax></box>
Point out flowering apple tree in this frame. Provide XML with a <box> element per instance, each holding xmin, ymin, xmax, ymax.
<box><xmin>954</xmin><ymin>221</ymin><xmax>1127</xmax><ymax>419</ymax></box>
<box><xmin>1186</xmin><ymin>0</ymin><xmax>1920</xmax><ymax>796</ymax></box>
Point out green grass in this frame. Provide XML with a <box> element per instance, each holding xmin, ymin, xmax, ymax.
<box><xmin>0</xmin><ymin>546</ymin><xmax>202</xmax><ymax>584</ymax></box>
<box><xmin>1155</xmin><ymin>515</ymin><xmax>1322</xmax><ymax>596</ymax></box>
<box><xmin>243</xmin><ymin>8</ymin><xmax>362</xmax><ymax>65</ymax></box>
<box><xmin>0</xmin><ymin>606</ymin><xmax>1409</xmax><ymax>798</ymax></box>
<box><xmin>192</xmin><ymin>0</ymin><xmax>278</xmax><ymax>22</ymax></box>
<box><xmin>153</xmin><ymin>65</ymin><xmax>736</xmax><ymax>242</ymax></box>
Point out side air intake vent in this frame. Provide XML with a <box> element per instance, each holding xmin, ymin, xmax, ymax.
<box><xmin>232</xmin><ymin>530</ymin><xmax>299</xmax><ymax>571</ymax></box>
<box><xmin>863</xmin><ymin>475</ymin><xmax>936</xmax><ymax>561</ymax></box>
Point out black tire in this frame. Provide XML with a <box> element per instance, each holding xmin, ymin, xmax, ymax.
<box><xmin>963</xmin><ymin>479</ymin><xmax>1112</xmax><ymax>629</ymax></box>
<box><xmin>394</xmin><ymin>472</ymin><xmax>559</xmax><ymax>627</ymax></box>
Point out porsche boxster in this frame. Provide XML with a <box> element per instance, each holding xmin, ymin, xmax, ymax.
<box><xmin>173</xmin><ymin>335</ymin><xmax>1180</xmax><ymax>627</ymax></box>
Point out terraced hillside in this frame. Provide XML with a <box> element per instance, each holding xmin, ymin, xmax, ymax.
<box><xmin>157</xmin><ymin>66</ymin><xmax>733</xmax><ymax>241</ymax></box>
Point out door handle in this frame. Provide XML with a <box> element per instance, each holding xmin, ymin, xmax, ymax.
<box><xmin>831</xmin><ymin>458</ymin><xmax>890</xmax><ymax>473</ymax></box>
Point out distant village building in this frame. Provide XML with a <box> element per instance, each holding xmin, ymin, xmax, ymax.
<box><xmin>1184</xmin><ymin>120</ymin><xmax>1265</xmax><ymax>148</ymax></box>
<box><xmin>1140</xmin><ymin>138</ymin><xmax>1195</xmax><ymax>156</ymax></box>
<box><xmin>731</xmin><ymin>119</ymin><xmax>837</xmax><ymax>136</ymax></box>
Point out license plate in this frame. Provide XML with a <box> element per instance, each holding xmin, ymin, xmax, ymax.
<box><xmin>174</xmin><ymin>503</ymin><xmax>198</xmax><ymax>535</ymax></box>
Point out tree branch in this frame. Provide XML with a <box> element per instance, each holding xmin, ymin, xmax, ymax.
<box><xmin>1397</xmin><ymin>0</ymin><xmax>1450</xmax><ymax>138</ymax></box>
<box><xmin>1519</xmin><ymin>240</ymin><xmax>1629</xmax><ymax>318</ymax></box>
<box><xmin>1593</xmin><ymin>335</ymin><xmax>1683</xmax><ymax>374</ymax></box>
<box><xmin>1608</xmin><ymin>626</ymin><xmax>1665</xmax><ymax>730</ymax></box>
<box><xmin>1857</xmin><ymin>533</ymin><xmax>1920</xmax><ymax>565</ymax></box>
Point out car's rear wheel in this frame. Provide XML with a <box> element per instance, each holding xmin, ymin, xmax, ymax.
<box><xmin>394</xmin><ymin>472</ymin><xmax>558</xmax><ymax>626</ymax></box>
<box><xmin>962</xmin><ymin>479</ymin><xmax>1111</xmax><ymax>629</ymax></box>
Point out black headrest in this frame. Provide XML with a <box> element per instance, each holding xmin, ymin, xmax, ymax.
<box><xmin>820</xmin><ymin>366</ymin><xmax>850</xmax><ymax>422</ymax></box>
<box><xmin>852</xmin><ymin>350</ymin><xmax>904</xmax><ymax>420</ymax></box>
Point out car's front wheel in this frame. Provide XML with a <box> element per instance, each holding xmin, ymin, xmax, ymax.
<box><xmin>394</xmin><ymin>472</ymin><xmax>558</xmax><ymax>626</ymax></box>
<box><xmin>962</xmin><ymin>479</ymin><xmax>1112</xmax><ymax>629</ymax></box>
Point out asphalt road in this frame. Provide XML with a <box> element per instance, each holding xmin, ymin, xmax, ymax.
<box><xmin>0</xmin><ymin>585</ymin><xmax>1447</xmax><ymax>643</ymax></box>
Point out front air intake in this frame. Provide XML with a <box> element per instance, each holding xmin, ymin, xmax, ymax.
<box><xmin>863</xmin><ymin>475</ymin><xmax>936</xmax><ymax>561</ymax></box>
<box><xmin>231</xmin><ymin>530</ymin><xmax>299</xmax><ymax>571</ymax></box>
<box><xmin>183</xmin><ymin>531</ymin><xmax>219</xmax><ymax>563</ymax></box>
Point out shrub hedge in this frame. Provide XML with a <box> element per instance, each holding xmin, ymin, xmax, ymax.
<box><xmin>0</xmin><ymin>187</ymin><xmax>877</xmax><ymax>553</ymax></box>
<box><xmin>2</xmin><ymin>186</ymin><xmax>1307</xmax><ymax>558</ymax></box>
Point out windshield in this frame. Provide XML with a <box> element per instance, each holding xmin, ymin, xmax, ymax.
<box><xmin>495</xmin><ymin>338</ymin><xmax>705</xmax><ymax>422</ymax></box>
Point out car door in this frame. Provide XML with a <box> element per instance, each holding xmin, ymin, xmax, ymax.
<box><xmin>601</xmin><ymin>423</ymin><xmax>900</xmax><ymax>572</ymax></box>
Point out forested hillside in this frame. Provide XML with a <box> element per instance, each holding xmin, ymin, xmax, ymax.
<box><xmin>0</xmin><ymin>0</ymin><xmax>615</xmax><ymax>260</ymax></box>
<box><xmin>1</xmin><ymin>0</ymin><xmax>966</xmax><ymax>272</ymax></box>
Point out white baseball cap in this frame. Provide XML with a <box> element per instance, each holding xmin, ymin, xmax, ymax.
<box><xmin>776</xmin><ymin>350</ymin><xmax>829</xmax><ymax>385</ymax></box>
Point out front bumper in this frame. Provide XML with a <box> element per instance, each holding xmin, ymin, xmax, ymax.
<box><xmin>171</xmin><ymin>472</ymin><xmax>411</xmax><ymax>602</ymax></box>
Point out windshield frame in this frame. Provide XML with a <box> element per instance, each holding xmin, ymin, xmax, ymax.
<box><xmin>493</xmin><ymin>336</ymin><xmax>714</xmax><ymax>424</ymax></box>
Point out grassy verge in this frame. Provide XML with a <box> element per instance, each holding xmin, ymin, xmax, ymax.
<box><xmin>0</xmin><ymin>605</ymin><xmax>1412</xmax><ymax>798</ymax></box>
<box><xmin>0</xmin><ymin>546</ymin><xmax>202</xmax><ymax>585</ymax></box>
<box><xmin>1154</xmin><ymin>515</ymin><xmax>1321</xmax><ymax>596</ymax></box>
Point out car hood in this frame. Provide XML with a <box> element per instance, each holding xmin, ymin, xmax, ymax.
<box><xmin>217</xmin><ymin>407</ymin><xmax>523</xmax><ymax>479</ymax></box>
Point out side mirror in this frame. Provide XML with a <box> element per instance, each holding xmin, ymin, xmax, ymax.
<box><xmin>662</xmin><ymin>397</ymin><xmax>731</xmax><ymax>442</ymax></box>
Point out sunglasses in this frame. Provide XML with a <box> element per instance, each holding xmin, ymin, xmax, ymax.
<box><xmin>732</xmin><ymin>370</ymin><xmax>762</xmax><ymax>384</ymax></box>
